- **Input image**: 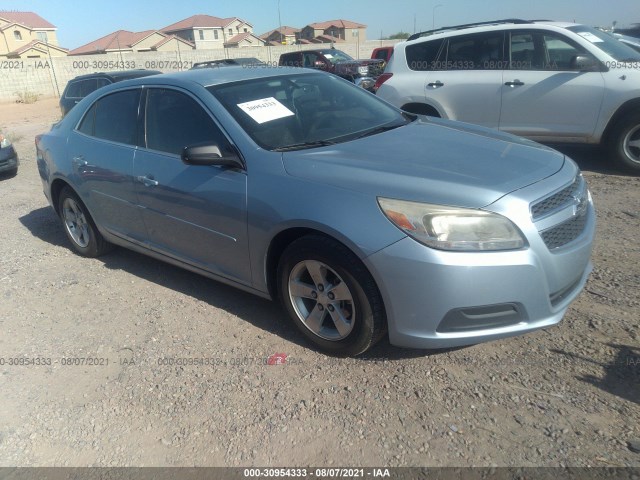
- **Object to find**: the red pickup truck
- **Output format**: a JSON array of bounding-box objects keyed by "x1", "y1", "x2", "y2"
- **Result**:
[{"x1": 279, "y1": 48, "x2": 384, "y2": 91}]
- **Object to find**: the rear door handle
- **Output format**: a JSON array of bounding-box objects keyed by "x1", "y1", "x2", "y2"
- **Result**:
[
  {"x1": 505, "y1": 80, "x2": 525, "y2": 87},
  {"x1": 427, "y1": 81, "x2": 444, "y2": 88},
  {"x1": 71, "y1": 155, "x2": 87, "y2": 167},
  {"x1": 137, "y1": 175, "x2": 159, "y2": 187}
]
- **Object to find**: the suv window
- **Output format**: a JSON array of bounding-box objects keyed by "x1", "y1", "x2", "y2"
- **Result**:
[
  {"x1": 442, "y1": 32, "x2": 504, "y2": 70},
  {"x1": 509, "y1": 31, "x2": 591, "y2": 70},
  {"x1": 406, "y1": 39, "x2": 445, "y2": 71},
  {"x1": 78, "y1": 89, "x2": 141, "y2": 145},
  {"x1": 144, "y1": 88, "x2": 230, "y2": 156},
  {"x1": 66, "y1": 79, "x2": 98, "y2": 99}
]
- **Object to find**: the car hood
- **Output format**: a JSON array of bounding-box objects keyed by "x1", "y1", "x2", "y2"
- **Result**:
[{"x1": 282, "y1": 118, "x2": 565, "y2": 208}]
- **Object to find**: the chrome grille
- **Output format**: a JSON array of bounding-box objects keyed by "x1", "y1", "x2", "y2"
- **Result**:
[
  {"x1": 540, "y1": 213, "x2": 588, "y2": 250},
  {"x1": 531, "y1": 175, "x2": 584, "y2": 220}
]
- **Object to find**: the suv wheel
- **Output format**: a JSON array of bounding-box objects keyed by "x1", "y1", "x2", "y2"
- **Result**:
[
  {"x1": 610, "y1": 112, "x2": 640, "y2": 172},
  {"x1": 277, "y1": 235, "x2": 386, "y2": 356}
]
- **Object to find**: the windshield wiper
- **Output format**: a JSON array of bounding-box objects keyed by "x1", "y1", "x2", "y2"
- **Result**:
[
  {"x1": 353, "y1": 120, "x2": 409, "y2": 140},
  {"x1": 273, "y1": 140, "x2": 336, "y2": 152}
]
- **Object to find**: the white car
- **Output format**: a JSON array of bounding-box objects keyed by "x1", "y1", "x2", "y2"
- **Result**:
[{"x1": 376, "y1": 19, "x2": 640, "y2": 172}]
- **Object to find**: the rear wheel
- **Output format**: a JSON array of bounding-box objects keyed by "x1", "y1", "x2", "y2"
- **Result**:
[
  {"x1": 277, "y1": 235, "x2": 386, "y2": 356},
  {"x1": 609, "y1": 112, "x2": 640, "y2": 172},
  {"x1": 58, "y1": 186, "x2": 112, "y2": 257}
]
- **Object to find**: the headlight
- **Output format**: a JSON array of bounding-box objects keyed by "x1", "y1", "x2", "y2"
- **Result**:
[
  {"x1": 378, "y1": 197, "x2": 526, "y2": 251},
  {"x1": 0, "y1": 134, "x2": 11, "y2": 148}
]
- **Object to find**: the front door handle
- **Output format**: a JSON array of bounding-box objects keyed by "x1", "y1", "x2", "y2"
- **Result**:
[
  {"x1": 137, "y1": 175, "x2": 159, "y2": 187},
  {"x1": 427, "y1": 81, "x2": 444, "y2": 88},
  {"x1": 505, "y1": 80, "x2": 525, "y2": 87}
]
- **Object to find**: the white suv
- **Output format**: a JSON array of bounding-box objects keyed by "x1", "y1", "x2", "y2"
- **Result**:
[{"x1": 376, "y1": 19, "x2": 640, "y2": 172}]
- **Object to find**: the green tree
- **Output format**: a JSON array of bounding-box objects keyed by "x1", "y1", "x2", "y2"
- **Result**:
[{"x1": 387, "y1": 32, "x2": 410, "y2": 39}]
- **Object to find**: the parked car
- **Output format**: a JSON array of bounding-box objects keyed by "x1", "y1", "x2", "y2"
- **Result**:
[
  {"x1": 371, "y1": 46, "x2": 394, "y2": 66},
  {"x1": 279, "y1": 49, "x2": 383, "y2": 90},
  {"x1": 60, "y1": 70, "x2": 161, "y2": 117},
  {"x1": 0, "y1": 132, "x2": 19, "y2": 177},
  {"x1": 375, "y1": 19, "x2": 640, "y2": 172},
  {"x1": 36, "y1": 66, "x2": 595, "y2": 356},
  {"x1": 191, "y1": 58, "x2": 265, "y2": 69},
  {"x1": 613, "y1": 33, "x2": 640, "y2": 53}
]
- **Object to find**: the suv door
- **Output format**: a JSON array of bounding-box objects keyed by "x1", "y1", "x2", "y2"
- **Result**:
[
  {"x1": 417, "y1": 32, "x2": 505, "y2": 127},
  {"x1": 133, "y1": 87, "x2": 250, "y2": 284},
  {"x1": 499, "y1": 30, "x2": 605, "y2": 140}
]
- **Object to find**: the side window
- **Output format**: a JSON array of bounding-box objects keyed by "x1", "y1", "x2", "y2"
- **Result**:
[
  {"x1": 405, "y1": 39, "x2": 444, "y2": 71},
  {"x1": 66, "y1": 79, "x2": 97, "y2": 99},
  {"x1": 77, "y1": 103, "x2": 97, "y2": 136},
  {"x1": 510, "y1": 31, "x2": 591, "y2": 70},
  {"x1": 510, "y1": 33, "x2": 542, "y2": 69},
  {"x1": 441, "y1": 32, "x2": 504, "y2": 70},
  {"x1": 543, "y1": 34, "x2": 589, "y2": 70},
  {"x1": 302, "y1": 52, "x2": 320, "y2": 68},
  {"x1": 96, "y1": 78, "x2": 111, "y2": 89},
  {"x1": 92, "y1": 90, "x2": 141, "y2": 145},
  {"x1": 373, "y1": 49, "x2": 388, "y2": 61},
  {"x1": 144, "y1": 89, "x2": 230, "y2": 156}
]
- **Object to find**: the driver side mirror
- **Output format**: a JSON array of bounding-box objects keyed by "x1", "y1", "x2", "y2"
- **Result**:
[
  {"x1": 570, "y1": 55, "x2": 602, "y2": 72},
  {"x1": 181, "y1": 144, "x2": 244, "y2": 169}
]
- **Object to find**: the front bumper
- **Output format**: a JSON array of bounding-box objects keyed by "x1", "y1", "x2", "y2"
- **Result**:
[
  {"x1": 365, "y1": 162, "x2": 595, "y2": 349},
  {"x1": 0, "y1": 146, "x2": 19, "y2": 173}
]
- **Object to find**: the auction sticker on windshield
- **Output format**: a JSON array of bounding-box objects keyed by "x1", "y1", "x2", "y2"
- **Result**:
[
  {"x1": 577, "y1": 31, "x2": 604, "y2": 43},
  {"x1": 237, "y1": 97, "x2": 294, "y2": 124}
]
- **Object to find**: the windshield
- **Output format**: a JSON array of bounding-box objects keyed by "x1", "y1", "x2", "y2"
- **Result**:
[
  {"x1": 322, "y1": 50, "x2": 354, "y2": 64},
  {"x1": 208, "y1": 73, "x2": 409, "y2": 151},
  {"x1": 567, "y1": 25, "x2": 640, "y2": 61}
]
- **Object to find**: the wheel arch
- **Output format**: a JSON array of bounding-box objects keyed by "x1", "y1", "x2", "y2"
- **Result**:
[
  {"x1": 264, "y1": 226, "x2": 384, "y2": 309},
  {"x1": 50, "y1": 177, "x2": 74, "y2": 215},
  {"x1": 602, "y1": 98, "x2": 640, "y2": 145},
  {"x1": 400, "y1": 102, "x2": 442, "y2": 117}
]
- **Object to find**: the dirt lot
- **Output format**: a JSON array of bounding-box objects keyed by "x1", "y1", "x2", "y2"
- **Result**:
[{"x1": 0, "y1": 97, "x2": 638, "y2": 468}]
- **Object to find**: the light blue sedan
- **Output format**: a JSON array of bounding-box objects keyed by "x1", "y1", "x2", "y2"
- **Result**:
[{"x1": 36, "y1": 66, "x2": 595, "y2": 356}]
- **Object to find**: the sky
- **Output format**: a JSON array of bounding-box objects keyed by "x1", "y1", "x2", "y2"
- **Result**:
[{"x1": 1, "y1": 0, "x2": 638, "y2": 49}]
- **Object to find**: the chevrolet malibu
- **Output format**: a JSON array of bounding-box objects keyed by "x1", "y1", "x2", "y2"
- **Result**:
[{"x1": 36, "y1": 67, "x2": 595, "y2": 356}]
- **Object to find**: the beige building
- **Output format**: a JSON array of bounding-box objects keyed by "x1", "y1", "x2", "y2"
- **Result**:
[
  {"x1": 162, "y1": 14, "x2": 256, "y2": 49},
  {"x1": 298, "y1": 19, "x2": 367, "y2": 44},
  {"x1": 69, "y1": 30, "x2": 195, "y2": 56},
  {"x1": 0, "y1": 11, "x2": 68, "y2": 58},
  {"x1": 260, "y1": 26, "x2": 300, "y2": 46}
]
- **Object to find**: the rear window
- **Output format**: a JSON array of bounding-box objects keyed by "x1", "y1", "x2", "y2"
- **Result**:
[
  {"x1": 65, "y1": 79, "x2": 98, "y2": 99},
  {"x1": 405, "y1": 39, "x2": 445, "y2": 70}
]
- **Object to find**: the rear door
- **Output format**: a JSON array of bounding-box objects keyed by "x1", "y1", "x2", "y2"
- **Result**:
[
  {"x1": 499, "y1": 29, "x2": 605, "y2": 140},
  {"x1": 67, "y1": 88, "x2": 147, "y2": 241},
  {"x1": 418, "y1": 31, "x2": 505, "y2": 128},
  {"x1": 133, "y1": 87, "x2": 251, "y2": 284}
]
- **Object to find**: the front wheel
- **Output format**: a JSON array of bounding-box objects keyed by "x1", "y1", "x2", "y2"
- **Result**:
[
  {"x1": 277, "y1": 235, "x2": 386, "y2": 356},
  {"x1": 609, "y1": 112, "x2": 640, "y2": 172},
  {"x1": 58, "y1": 186, "x2": 112, "y2": 257}
]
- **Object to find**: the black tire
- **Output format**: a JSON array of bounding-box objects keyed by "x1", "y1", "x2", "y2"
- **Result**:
[
  {"x1": 609, "y1": 112, "x2": 640, "y2": 172},
  {"x1": 277, "y1": 235, "x2": 386, "y2": 356},
  {"x1": 58, "y1": 186, "x2": 113, "y2": 257},
  {"x1": 0, "y1": 167, "x2": 17, "y2": 178}
]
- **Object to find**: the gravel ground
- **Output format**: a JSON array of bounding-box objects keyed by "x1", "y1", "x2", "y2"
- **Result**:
[{"x1": 0, "y1": 97, "x2": 638, "y2": 467}]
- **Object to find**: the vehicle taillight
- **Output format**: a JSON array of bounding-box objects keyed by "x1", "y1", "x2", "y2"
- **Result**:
[{"x1": 373, "y1": 73, "x2": 393, "y2": 92}]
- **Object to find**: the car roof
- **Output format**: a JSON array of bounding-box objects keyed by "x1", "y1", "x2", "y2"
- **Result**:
[
  {"x1": 407, "y1": 19, "x2": 582, "y2": 43},
  {"x1": 69, "y1": 69, "x2": 161, "y2": 81},
  {"x1": 115, "y1": 65, "x2": 319, "y2": 90}
]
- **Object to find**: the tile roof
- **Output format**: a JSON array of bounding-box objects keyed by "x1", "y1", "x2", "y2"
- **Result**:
[
  {"x1": 152, "y1": 34, "x2": 194, "y2": 49},
  {"x1": 162, "y1": 14, "x2": 251, "y2": 32},
  {"x1": 0, "y1": 11, "x2": 56, "y2": 29},
  {"x1": 69, "y1": 30, "x2": 162, "y2": 55},
  {"x1": 307, "y1": 19, "x2": 366, "y2": 30},
  {"x1": 8, "y1": 39, "x2": 68, "y2": 56},
  {"x1": 260, "y1": 26, "x2": 300, "y2": 39},
  {"x1": 224, "y1": 32, "x2": 264, "y2": 45}
]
